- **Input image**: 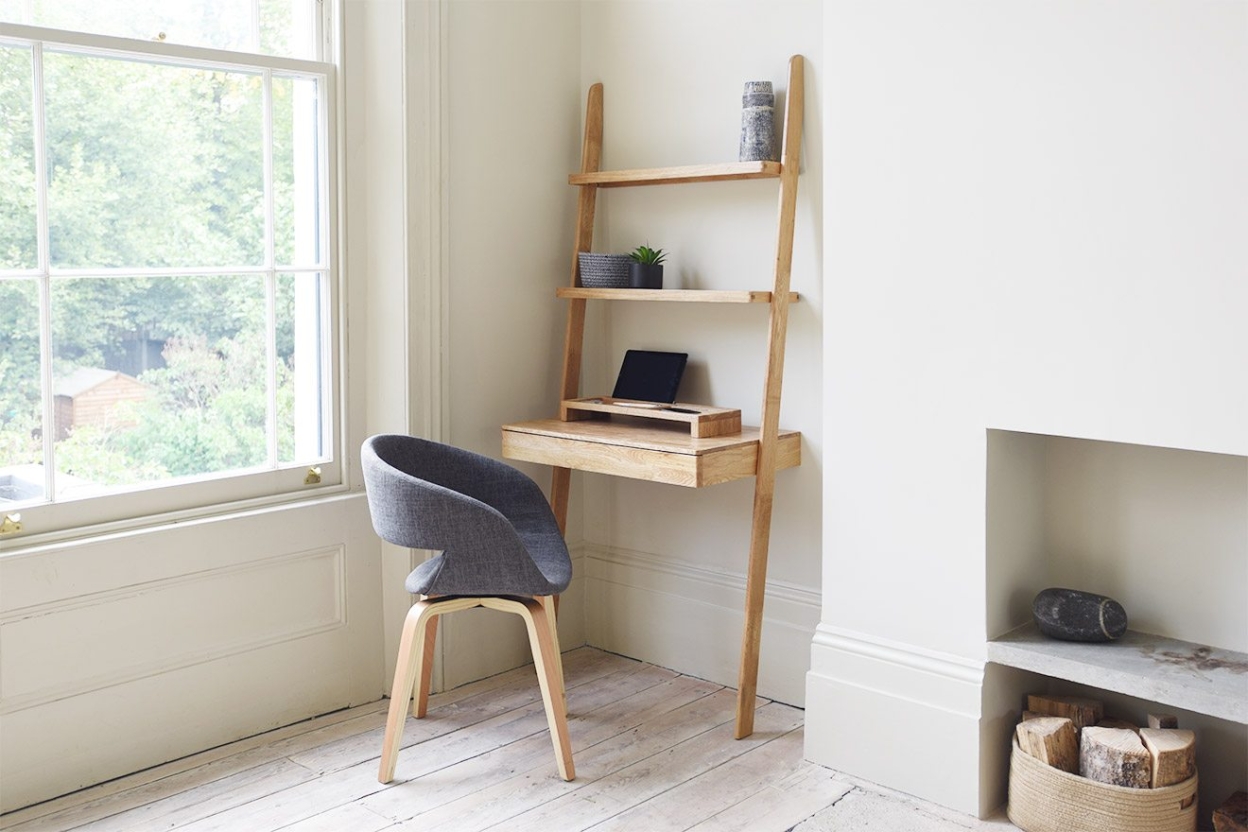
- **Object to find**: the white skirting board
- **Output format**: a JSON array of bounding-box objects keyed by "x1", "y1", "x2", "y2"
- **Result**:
[
  {"x1": 804, "y1": 624, "x2": 990, "y2": 818},
  {"x1": 582, "y1": 544, "x2": 820, "y2": 707}
]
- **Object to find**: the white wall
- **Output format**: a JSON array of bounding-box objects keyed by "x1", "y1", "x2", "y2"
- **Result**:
[
  {"x1": 578, "y1": 1, "x2": 823, "y2": 706},
  {"x1": 438, "y1": 0, "x2": 588, "y2": 689},
  {"x1": 811, "y1": 0, "x2": 1248, "y2": 817}
]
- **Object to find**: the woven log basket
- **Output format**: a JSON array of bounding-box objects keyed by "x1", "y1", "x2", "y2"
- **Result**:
[{"x1": 1007, "y1": 737, "x2": 1197, "y2": 832}]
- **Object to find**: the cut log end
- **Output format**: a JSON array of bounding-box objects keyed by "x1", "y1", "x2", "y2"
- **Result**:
[
  {"x1": 1213, "y1": 791, "x2": 1248, "y2": 832},
  {"x1": 1080, "y1": 726, "x2": 1152, "y2": 789},
  {"x1": 1148, "y1": 713, "x2": 1179, "y2": 729},
  {"x1": 1027, "y1": 694, "x2": 1104, "y2": 731},
  {"x1": 1016, "y1": 716, "x2": 1078, "y2": 773},
  {"x1": 1139, "y1": 728, "x2": 1196, "y2": 789}
]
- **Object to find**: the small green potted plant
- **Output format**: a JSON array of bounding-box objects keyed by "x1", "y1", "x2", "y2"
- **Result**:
[{"x1": 627, "y1": 244, "x2": 667, "y2": 289}]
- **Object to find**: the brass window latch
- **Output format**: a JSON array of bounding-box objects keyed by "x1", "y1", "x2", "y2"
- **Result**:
[
  {"x1": 1, "y1": 513, "x2": 23, "y2": 536},
  {"x1": 304, "y1": 466, "x2": 322, "y2": 485}
]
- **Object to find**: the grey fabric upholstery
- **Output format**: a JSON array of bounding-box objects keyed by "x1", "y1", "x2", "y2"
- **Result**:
[{"x1": 361, "y1": 434, "x2": 572, "y2": 597}]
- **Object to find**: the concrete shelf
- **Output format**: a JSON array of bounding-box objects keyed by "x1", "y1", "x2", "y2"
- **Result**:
[{"x1": 988, "y1": 623, "x2": 1248, "y2": 723}]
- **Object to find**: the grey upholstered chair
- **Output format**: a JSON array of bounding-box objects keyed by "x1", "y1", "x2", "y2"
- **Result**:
[{"x1": 361, "y1": 434, "x2": 574, "y2": 783}]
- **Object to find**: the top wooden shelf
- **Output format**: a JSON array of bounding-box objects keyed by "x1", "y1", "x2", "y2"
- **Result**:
[
  {"x1": 569, "y1": 161, "x2": 782, "y2": 188},
  {"x1": 556, "y1": 287, "x2": 799, "y2": 304}
]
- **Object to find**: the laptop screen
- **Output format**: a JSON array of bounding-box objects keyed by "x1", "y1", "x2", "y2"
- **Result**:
[{"x1": 611, "y1": 350, "x2": 688, "y2": 403}]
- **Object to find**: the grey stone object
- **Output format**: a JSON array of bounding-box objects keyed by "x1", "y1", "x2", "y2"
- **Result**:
[
  {"x1": 739, "y1": 80, "x2": 775, "y2": 162},
  {"x1": 1033, "y1": 587, "x2": 1128, "y2": 642}
]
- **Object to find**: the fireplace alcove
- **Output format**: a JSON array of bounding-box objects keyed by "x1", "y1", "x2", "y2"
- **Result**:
[{"x1": 983, "y1": 430, "x2": 1248, "y2": 824}]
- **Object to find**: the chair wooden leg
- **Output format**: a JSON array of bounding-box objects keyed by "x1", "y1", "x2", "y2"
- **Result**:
[
  {"x1": 413, "y1": 614, "x2": 439, "y2": 719},
  {"x1": 520, "y1": 598, "x2": 575, "y2": 781},
  {"x1": 381, "y1": 597, "x2": 572, "y2": 784},
  {"x1": 538, "y1": 595, "x2": 566, "y2": 712},
  {"x1": 379, "y1": 600, "x2": 437, "y2": 784}
]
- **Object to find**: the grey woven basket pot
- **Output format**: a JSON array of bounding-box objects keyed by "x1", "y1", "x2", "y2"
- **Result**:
[{"x1": 577, "y1": 253, "x2": 631, "y2": 288}]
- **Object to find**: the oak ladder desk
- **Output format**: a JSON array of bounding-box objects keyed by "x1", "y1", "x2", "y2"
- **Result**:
[{"x1": 503, "y1": 55, "x2": 805, "y2": 739}]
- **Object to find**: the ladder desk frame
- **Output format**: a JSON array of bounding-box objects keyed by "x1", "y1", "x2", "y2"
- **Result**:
[{"x1": 511, "y1": 55, "x2": 804, "y2": 740}]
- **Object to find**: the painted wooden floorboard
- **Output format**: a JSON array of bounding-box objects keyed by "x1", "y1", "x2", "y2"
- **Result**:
[
  {"x1": 0, "y1": 702, "x2": 387, "y2": 832},
  {"x1": 1, "y1": 648, "x2": 632, "y2": 832},
  {"x1": 590, "y1": 726, "x2": 810, "y2": 832},
  {"x1": 1, "y1": 650, "x2": 880, "y2": 832},
  {"x1": 288, "y1": 651, "x2": 645, "y2": 776},
  {"x1": 2, "y1": 648, "x2": 620, "y2": 832},
  {"x1": 361, "y1": 668, "x2": 702, "y2": 825},
  {"x1": 686, "y1": 765, "x2": 854, "y2": 832},
  {"x1": 156, "y1": 658, "x2": 660, "y2": 832},
  {"x1": 490, "y1": 702, "x2": 806, "y2": 832},
  {"x1": 369, "y1": 675, "x2": 728, "y2": 830},
  {"x1": 268, "y1": 801, "x2": 395, "y2": 832}
]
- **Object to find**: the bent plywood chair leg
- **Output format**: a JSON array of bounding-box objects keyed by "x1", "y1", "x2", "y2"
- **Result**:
[
  {"x1": 539, "y1": 595, "x2": 566, "y2": 712},
  {"x1": 413, "y1": 614, "x2": 439, "y2": 719},
  {"x1": 517, "y1": 598, "x2": 575, "y2": 781},
  {"x1": 379, "y1": 600, "x2": 437, "y2": 784}
]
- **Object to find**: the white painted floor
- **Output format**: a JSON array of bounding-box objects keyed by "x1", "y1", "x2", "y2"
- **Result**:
[{"x1": 0, "y1": 648, "x2": 1019, "y2": 832}]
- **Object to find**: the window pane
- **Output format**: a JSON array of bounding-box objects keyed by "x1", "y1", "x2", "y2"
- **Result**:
[
  {"x1": 277, "y1": 272, "x2": 326, "y2": 463},
  {"x1": 0, "y1": 45, "x2": 37, "y2": 271},
  {"x1": 44, "y1": 53, "x2": 265, "y2": 269},
  {"x1": 273, "y1": 75, "x2": 323, "y2": 268},
  {"x1": 0, "y1": 279, "x2": 45, "y2": 505},
  {"x1": 1, "y1": 0, "x2": 317, "y2": 60},
  {"x1": 50, "y1": 275, "x2": 268, "y2": 499}
]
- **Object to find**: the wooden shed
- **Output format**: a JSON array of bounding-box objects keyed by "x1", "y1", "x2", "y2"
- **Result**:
[{"x1": 53, "y1": 368, "x2": 151, "y2": 440}]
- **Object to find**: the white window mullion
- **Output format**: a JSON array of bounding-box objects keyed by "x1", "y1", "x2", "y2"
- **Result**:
[
  {"x1": 31, "y1": 40, "x2": 55, "y2": 502},
  {"x1": 249, "y1": 0, "x2": 263, "y2": 54},
  {"x1": 263, "y1": 69, "x2": 279, "y2": 469}
]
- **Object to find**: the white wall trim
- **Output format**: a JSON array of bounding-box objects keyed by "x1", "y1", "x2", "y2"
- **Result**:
[
  {"x1": 805, "y1": 624, "x2": 987, "y2": 815},
  {"x1": 585, "y1": 543, "x2": 821, "y2": 618},
  {"x1": 811, "y1": 623, "x2": 984, "y2": 687}
]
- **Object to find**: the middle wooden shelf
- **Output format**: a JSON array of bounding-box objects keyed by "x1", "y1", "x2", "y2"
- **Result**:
[{"x1": 501, "y1": 418, "x2": 801, "y2": 488}]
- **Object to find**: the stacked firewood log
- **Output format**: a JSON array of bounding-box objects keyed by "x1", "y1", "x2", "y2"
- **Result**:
[
  {"x1": 1015, "y1": 695, "x2": 1195, "y2": 790},
  {"x1": 1014, "y1": 694, "x2": 1248, "y2": 830}
]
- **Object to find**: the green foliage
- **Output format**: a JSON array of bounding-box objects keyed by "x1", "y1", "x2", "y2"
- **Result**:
[
  {"x1": 0, "y1": 280, "x2": 41, "y2": 437},
  {"x1": 0, "y1": 47, "x2": 36, "y2": 269},
  {"x1": 56, "y1": 425, "x2": 165, "y2": 486},
  {"x1": 56, "y1": 331, "x2": 291, "y2": 483},
  {"x1": 628, "y1": 245, "x2": 667, "y2": 266}
]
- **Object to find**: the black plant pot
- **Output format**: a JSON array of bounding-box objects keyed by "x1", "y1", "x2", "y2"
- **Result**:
[{"x1": 629, "y1": 262, "x2": 663, "y2": 289}]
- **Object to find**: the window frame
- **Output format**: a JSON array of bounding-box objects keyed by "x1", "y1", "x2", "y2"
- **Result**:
[{"x1": 0, "y1": 10, "x2": 345, "y2": 544}]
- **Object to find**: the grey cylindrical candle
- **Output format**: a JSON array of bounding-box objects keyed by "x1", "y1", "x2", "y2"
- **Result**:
[{"x1": 739, "y1": 80, "x2": 775, "y2": 162}]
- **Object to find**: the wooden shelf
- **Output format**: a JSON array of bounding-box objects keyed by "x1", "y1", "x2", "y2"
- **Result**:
[
  {"x1": 556, "y1": 287, "x2": 799, "y2": 304},
  {"x1": 988, "y1": 623, "x2": 1248, "y2": 723},
  {"x1": 561, "y1": 398, "x2": 742, "y2": 439},
  {"x1": 569, "y1": 161, "x2": 781, "y2": 188},
  {"x1": 502, "y1": 419, "x2": 800, "y2": 488}
]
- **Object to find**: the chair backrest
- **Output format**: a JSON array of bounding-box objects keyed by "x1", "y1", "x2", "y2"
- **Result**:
[
  {"x1": 362, "y1": 435, "x2": 499, "y2": 549},
  {"x1": 360, "y1": 434, "x2": 571, "y2": 597}
]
